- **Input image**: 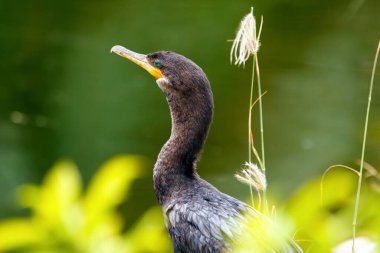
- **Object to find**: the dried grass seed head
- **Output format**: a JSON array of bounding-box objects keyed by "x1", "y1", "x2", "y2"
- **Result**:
[
  {"x1": 230, "y1": 7, "x2": 262, "y2": 66},
  {"x1": 235, "y1": 162, "x2": 267, "y2": 191}
]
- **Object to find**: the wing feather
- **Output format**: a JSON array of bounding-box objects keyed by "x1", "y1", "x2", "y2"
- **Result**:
[{"x1": 163, "y1": 186, "x2": 302, "y2": 253}]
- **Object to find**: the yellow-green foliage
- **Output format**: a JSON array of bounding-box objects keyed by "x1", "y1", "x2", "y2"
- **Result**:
[
  {"x1": 1, "y1": 156, "x2": 379, "y2": 253},
  {"x1": 0, "y1": 155, "x2": 171, "y2": 253},
  {"x1": 232, "y1": 168, "x2": 380, "y2": 253},
  {"x1": 231, "y1": 212, "x2": 297, "y2": 253},
  {"x1": 287, "y1": 169, "x2": 380, "y2": 252}
]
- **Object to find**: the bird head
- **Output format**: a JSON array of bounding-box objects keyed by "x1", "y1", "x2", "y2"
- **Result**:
[
  {"x1": 111, "y1": 45, "x2": 210, "y2": 96},
  {"x1": 111, "y1": 45, "x2": 214, "y2": 168}
]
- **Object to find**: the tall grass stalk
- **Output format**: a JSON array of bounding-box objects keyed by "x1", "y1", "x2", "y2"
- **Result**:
[
  {"x1": 253, "y1": 53, "x2": 268, "y2": 213},
  {"x1": 231, "y1": 8, "x2": 268, "y2": 213},
  {"x1": 254, "y1": 54, "x2": 265, "y2": 172},
  {"x1": 352, "y1": 40, "x2": 380, "y2": 252},
  {"x1": 248, "y1": 57, "x2": 256, "y2": 164}
]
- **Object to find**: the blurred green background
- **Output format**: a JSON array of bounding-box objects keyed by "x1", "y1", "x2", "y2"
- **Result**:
[{"x1": 0, "y1": 0, "x2": 379, "y2": 251}]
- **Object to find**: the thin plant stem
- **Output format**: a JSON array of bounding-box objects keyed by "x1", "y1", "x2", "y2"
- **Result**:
[
  {"x1": 249, "y1": 183, "x2": 255, "y2": 207},
  {"x1": 254, "y1": 54, "x2": 266, "y2": 172},
  {"x1": 352, "y1": 40, "x2": 380, "y2": 252},
  {"x1": 257, "y1": 191, "x2": 262, "y2": 211},
  {"x1": 248, "y1": 56, "x2": 256, "y2": 206},
  {"x1": 248, "y1": 57, "x2": 256, "y2": 163},
  {"x1": 262, "y1": 189, "x2": 268, "y2": 214},
  {"x1": 254, "y1": 52, "x2": 268, "y2": 213},
  {"x1": 320, "y1": 165, "x2": 360, "y2": 206},
  {"x1": 249, "y1": 91, "x2": 267, "y2": 169}
]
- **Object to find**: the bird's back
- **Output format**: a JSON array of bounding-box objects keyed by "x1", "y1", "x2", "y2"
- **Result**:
[
  {"x1": 161, "y1": 177, "x2": 302, "y2": 253},
  {"x1": 162, "y1": 177, "x2": 245, "y2": 253}
]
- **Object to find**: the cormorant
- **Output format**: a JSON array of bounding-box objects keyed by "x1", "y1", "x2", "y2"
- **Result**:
[{"x1": 111, "y1": 45, "x2": 303, "y2": 253}]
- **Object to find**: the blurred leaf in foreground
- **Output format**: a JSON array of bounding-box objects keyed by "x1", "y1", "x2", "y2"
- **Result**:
[
  {"x1": 231, "y1": 211, "x2": 300, "y2": 253},
  {"x1": 287, "y1": 169, "x2": 380, "y2": 252},
  {"x1": 0, "y1": 155, "x2": 171, "y2": 253}
]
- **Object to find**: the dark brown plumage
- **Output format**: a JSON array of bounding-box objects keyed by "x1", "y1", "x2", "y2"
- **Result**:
[{"x1": 111, "y1": 46, "x2": 303, "y2": 253}]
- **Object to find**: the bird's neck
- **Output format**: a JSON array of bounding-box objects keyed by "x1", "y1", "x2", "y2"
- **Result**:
[{"x1": 154, "y1": 89, "x2": 213, "y2": 204}]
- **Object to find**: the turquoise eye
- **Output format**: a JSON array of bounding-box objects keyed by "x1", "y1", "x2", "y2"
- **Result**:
[{"x1": 154, "y1": 59, "x2": 161, "y2": 67}]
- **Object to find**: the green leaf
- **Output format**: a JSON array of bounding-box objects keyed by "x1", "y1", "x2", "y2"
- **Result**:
[
  {"x1": 124, "y1": 207, "x2": 171, "y2": 253},
  {"x1": 0, "y1": 218, "x2": 45, "y2": 251},
  {"x1": 83, "y1": 155, "x2": 145, "y2": 228}
]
